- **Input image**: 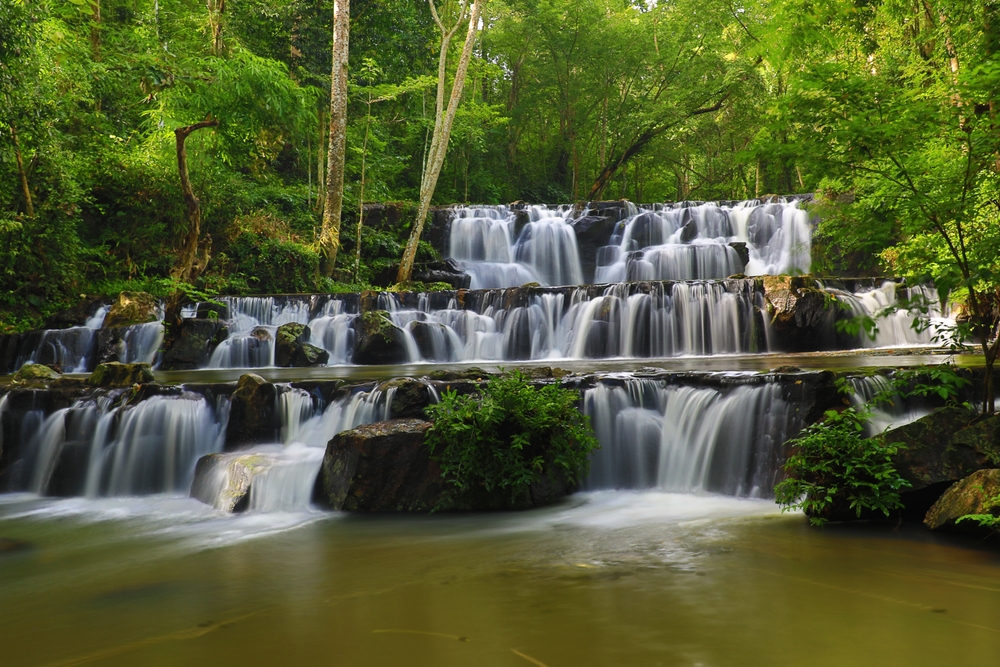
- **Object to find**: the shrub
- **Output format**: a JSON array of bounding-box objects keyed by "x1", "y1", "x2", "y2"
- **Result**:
[
  {"x1": 774, "y1": 406, "x2": 911, "y2": 526},
  {"x1": 424, "y1": 371, "x2": 599, "y2": 510},
  {"x1": 216, "y1": 232, "x2": 320, "y2": 293}
]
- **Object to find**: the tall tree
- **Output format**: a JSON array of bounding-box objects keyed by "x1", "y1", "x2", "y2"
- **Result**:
[
  {"x1": 320, "y1": 0, "x2": 350, "y2": 275},
  {"x1": 397, "y1": 0, "x2": 483, "y2": 284}
]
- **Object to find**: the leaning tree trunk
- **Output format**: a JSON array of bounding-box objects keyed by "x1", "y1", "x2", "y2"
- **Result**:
[
  {"x1": 397, "y1": 0, "x2": 482, "y2": 285},
  {"x1": 171, "y1": 118, "x2": 219, "y2": 285},
  {"x1": 319, "y1": 0, "x2": 350, "y2": 276}
]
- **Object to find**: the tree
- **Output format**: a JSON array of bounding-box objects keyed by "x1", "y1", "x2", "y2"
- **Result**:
[
  {"x1": 397, "y1": 0, "x2": 483, "y2": 284},
  {"x1": 766, "y1": 0, "x2": 1000, "y2": 411},
  {"x1": 319, "y1": 0, "x2": 350, "y2": 275}
]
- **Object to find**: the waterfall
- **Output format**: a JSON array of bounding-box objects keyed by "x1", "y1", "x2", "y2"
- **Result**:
[
  {"x1": 583, "y1": 376, "x2": 806, "y2": 497},
  {"x1": 447, "y1": 205, "x2": 583, "y2": 288},
  {"x1": 595, "y1": 199, "x2": 812, "y2": 282},
  {"x1": 847, "y1": 374, "x2": 932, "y2": 436},
  {"x1": 826, "y1": 281, "x2": 950, "y2": 348},
  {"x1": 13, "y1": 305, "x2": 109, "y2": 373}
]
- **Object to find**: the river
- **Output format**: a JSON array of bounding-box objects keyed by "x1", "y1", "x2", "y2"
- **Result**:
[{"x1": 2, "y1": 491, "x2": 998, "y2": 667}]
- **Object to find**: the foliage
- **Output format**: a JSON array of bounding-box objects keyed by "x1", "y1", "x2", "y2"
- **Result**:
[
  {"x1": 956, "y1": 493, "x2": 1000, "y2": 531},
  {"x1": 424, "y1": 371, "x2": 599, "y2": 510},
  {"x1": 775, "y1": 406, "x2": 911, "y2": 526}
]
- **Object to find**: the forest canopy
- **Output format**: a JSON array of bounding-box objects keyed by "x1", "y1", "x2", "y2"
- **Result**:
[{"x1": 2, "y1": 0, "x2": 999, "y2": 333}]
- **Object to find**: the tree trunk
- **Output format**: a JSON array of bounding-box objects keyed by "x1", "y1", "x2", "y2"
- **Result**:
[
  {"x1": 319, "y1": 0, "x2": 350, "y2": 276},
  {"x1": 11, "y1": 124, "x2": 34, "y2": 218},
  {"x1": 207, "y1": 0, "x2": 226, "y2": 56},
  {"x1": 354, "y1": 100, "x2": 373, "y2": 282},
  {"x1": 171, "y1": 118, "x2": 219, "y2": 285},
  {"x1": 91, "y1": 0, "x2": 101, "y2": 61},
  {"x1": 397, "y1": 0, "x2": 482, "y2": 284}
]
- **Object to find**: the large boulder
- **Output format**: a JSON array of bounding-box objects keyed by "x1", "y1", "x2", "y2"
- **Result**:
[
  {"x1": 103, "y1": 291, "x2": 159, "y2": 329},
  {"x1": 924, "y1": 469, "x2": 1000, "y2": 532},
  {"x1": 275, "y1": 323, "x2": 329, "y2": 368},
  {"x1": 87, "y1": 362, "x2": 154, "y2": 387},
  {"x1": 161, "y1": 319, "x2": 228, "y2": 371},
  {"x1": 11, "y1": 363, "x2": 61, "y2": 385},
  {"x1": 571, "y1": 214, "x2": 620, "y2": 284},
  {"x1": 352, "y1": 311, "x2": 410, "y2": 365},
  {"x1": 763, "y1": 276, "x2": 844, "y2": 351},
  {"x1": 225, "y1": 373, "x2": 278, "y2": 449},
  {"x1": 884, "y1": 407, "x2": 1000, "y2": 493},
  {"x1": 375, "y1": 378, "x2": 433, "y2": 419},
  {"x1": 313, "y1": 419, "x2": 441, "y2": 512},
  {"x1": 190, "y1": 452, "x2": 278, "y2": 512}
]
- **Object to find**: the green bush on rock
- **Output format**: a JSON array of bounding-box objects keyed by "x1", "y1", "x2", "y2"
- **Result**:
[
  {"x1": 775, "y1": 407, "x2": 911, "y2": 526},
  {"x1": 424, "y1": 371, "x2": 599, "y2": 510}
]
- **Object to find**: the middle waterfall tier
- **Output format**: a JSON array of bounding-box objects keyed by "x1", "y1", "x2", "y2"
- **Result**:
[{"x1": 202, "y1": 278, "x2": 948, "y2": 369}]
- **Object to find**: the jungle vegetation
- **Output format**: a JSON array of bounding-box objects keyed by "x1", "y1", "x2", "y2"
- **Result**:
[{"x1": 2, "y1": 0, "x2": 999, "y2": 358}]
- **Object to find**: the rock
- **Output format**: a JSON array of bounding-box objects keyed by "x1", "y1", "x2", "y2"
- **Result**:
[
  {"x1": 352, "y1": 311, "x2": 410, "y2": 365},
  {"x1": 763, "y1": 276, "x2": 843, "y2": 351},
  {"x1": 161, "y1": 319, "x2": 228, "y2": 371},
  {"x1": 225, "y1": 373, "x2": 278, "y2": 449},
  {"x1": 924, "y1": 469, "x2": 1000, "y2": 531},
  {"x1": 884, "y1": 407, "x2": 1000, "y2": 493},
  {"x1": 42, "y1": 297, "x2": 109, "y2": 330},
  {"x1": 570, "y1": 214, "x2": 619, "y2": 283},
  {"x1": 313, "y1": 419, "x2": 441, "y2": 512},
  {"x1": 409, "y1": 321, "x2": 453, "y2": 359},
  {"x1": 95, "y1": 327, "x2": 125, "y2": 364},
  {"x1": 275, "y1": 323, "x2": 330, "y2": 368},
  {"x1": 11, "y1": 363, "x2": 61, "y2": 384},
  {"x1": 0, "y1": 333, "x2": 25, "y2": 375},
  {"x1": 103, "y1": 291, "x2": 159, "y2": 329},
  {"x1": 87, "y1": 362, "x2": 155, "y2": 387},
  {"x1": 728, "y1": 241, "x2": 750, "y2": 268},
  {"x1": 375, "y1": 378, "x2": 433, "y2": 419},
  {"x1": 190, "y1": 452, "x2": 278, "y2": 512}
]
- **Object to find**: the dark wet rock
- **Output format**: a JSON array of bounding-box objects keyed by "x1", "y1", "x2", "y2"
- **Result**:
[
  {"x1": 161, "y1": 319, "x2": 228, "y2": 371},
  {"x1": 0, "y1": 333, "x2": 25, "y2": 374},
  {"x1": 763, "y1": 275, "x2": 844, "y2": 352},
  {"x1": 376, "y1": 378, "x2": 433, "y2": 419},
  {"x1": 313, "y1": 419, "x2": 441, "y2": 512},
  {"x1": 225, "y1": 373, "x2": 278, "y2": 450},
  {"x1": 414, "y1": 259, "x2": 471, "y2": 290},
  {"x1": 571, "y1": 214, "x2": 620, "y2": 283},
  {"x1": 884, "y1": 408, "x2": 999, "y2": 492},
  {"x1": 728, "y1": 241, "x2": 750, "y2": 268},
  {"x1": 352, "y1": 311, "x2": 409, "y2": 365},
  {"x1": 680, "y1": 219, "x2": 699, "y2": 243},
  {"x1": 274, "y1": 323, "x2": 329, "y2": 368},
  {"x1": 43, "y1": 297, "x2": 109, "y2": 330},
  {"x1": 196, "y1": 302, "x2": 229, "y2": 320},
  {"x1": 95, "y1": 327, "x2": 126, "y2": 364},
  {"x1": 190, "y1": 452, "x2": 278, "y2": 512},
  {"x1": 11, "y1": 364, "x2": 61, "y2": 385},
  {"x1": 924, "y1": 469, "x2": 1000, "y2": 532},
  {"x1": 408, "y1": 321, "x2": 453, "y2": 360},
  {"x1": 251, "y1": 326, "x2": 272, "y2": 342},
  {"x1": 88, "y1": 362, "x2": 155, "y2": 388},
  {"x1": 103, "y1": 291, "x2": 159, "y2": 329},
  {"x1": 426, "y1": 367, "x2": 493, "y2": 382}
]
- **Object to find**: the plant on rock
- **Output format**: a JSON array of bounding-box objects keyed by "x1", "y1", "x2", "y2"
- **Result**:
[
  {"x1": 424, "y1": 371, "x2": 599, "y2": 510},
  {"x1": 775, "y1": 406, "x2": 911, "y2": 526}
]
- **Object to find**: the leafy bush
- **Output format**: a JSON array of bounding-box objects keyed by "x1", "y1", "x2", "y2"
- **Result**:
[
  {"x1": 216, "y1": 232, "x2": 320, "y2": 293},
  {"x1": 424, "y1": 371, "x2": 599, "y2": 510},
  {"x1": 774, "y1": 406, "x2": 911, "y2": 526},
  {"x1": 957, "y1": 494, "x2": 1000, "y2": 531}
]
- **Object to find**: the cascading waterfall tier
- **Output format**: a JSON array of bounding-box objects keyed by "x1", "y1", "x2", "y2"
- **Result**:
[
  {"x1": 583, "y1": 373, "x2": 815, "y2": 497},
  {"x1": 445, "y1": 198, "x2": 813, "y2": 289}
]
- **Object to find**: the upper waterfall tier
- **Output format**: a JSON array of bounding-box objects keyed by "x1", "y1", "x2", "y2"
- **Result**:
[{"x1": 445, "y1": 198, "x2": 813, "y2": 288}]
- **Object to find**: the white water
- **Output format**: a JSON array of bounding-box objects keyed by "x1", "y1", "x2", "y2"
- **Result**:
[
  {"x1": 583, "y1": 376, "x2": 806, "y2": 497},
  {"x1": 448, "y1": 205, "x2": 584, "y2": 288},
  {"x1": 828, "y1": 282, "x2": 951, "y2": 348},
  {"x1": 848, "y1": 374, "x2": 933, "y2": 436}
]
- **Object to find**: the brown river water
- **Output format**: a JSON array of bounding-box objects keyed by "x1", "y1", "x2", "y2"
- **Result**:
[{"x1": 1, "y1": 491, "x2": 998, "y2": 667}]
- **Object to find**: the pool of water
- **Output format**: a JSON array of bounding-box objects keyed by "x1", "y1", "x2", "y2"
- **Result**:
[{"x1": 1, "y1": 492, "x2": 998, "y2": 667}]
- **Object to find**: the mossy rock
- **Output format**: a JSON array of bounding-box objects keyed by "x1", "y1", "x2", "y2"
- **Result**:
[
  {"x1": 352, "y1": 311, "x2": 409, "y2": 365},
  {"x1": 12, "y1": 363, "x2": 62, "y2": 384},
  {"x1": 924, "y1": 469, "x2": 1000, "y2": 532},
  {"x1": 274, "y1": 323, "x2": 329, "y2": 367},
  {"x1": 103, "y1": 291, "x2": 159, "y2": 329},
  {"x1": 88, "y1": 362, "x2": 155, "y2": 388}
]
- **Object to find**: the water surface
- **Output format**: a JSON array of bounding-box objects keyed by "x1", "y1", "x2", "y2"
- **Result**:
[{"x1": 1, "y1": 492, "x2": 998, "y2": 667}]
